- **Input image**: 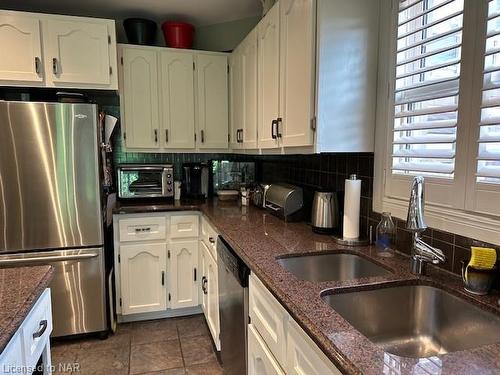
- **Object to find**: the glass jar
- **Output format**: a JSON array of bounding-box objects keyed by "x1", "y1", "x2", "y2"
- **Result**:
[{"x1": 376, "y1": 212, "x2": 395, "y2": 251}]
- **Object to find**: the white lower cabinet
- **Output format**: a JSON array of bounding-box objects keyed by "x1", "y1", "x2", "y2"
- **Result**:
[
  {"x1": 248, "y1": 273, "x2": 341, "y2": 375},
  {"x1": 120, "y1": 242, "x2": 167, "y2": 315},
  {"x1": 200, "y1": 238, "x2": 221, "y2": 350},
  {"x1": 168, "y1": 240, "x2": 199, "y2": 309},
  {"x1": 248, "y1": 324, "x2": 285, "y2": 375},
  {"x1": 0, "y1": 289, "x2": 52, "y2": 375}
]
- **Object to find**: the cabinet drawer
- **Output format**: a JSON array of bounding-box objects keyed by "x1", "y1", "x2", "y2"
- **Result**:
[
  {"x1": 287, "y1": 318, "x2": 341, "y2": 375},
  {"x1": 170, "y1": 215, "x2": 199, "y2": 239},
  {"x1": 119, "y1": 216, "x2": 166, "y2": 242},
  {"x1": 248, "y1": 324, "x2": 285, "y2": 375},
  {"x1": 201, "y1": 217, "x2": 218, "y2": 260},
  {"x1": 22, "y1": 289, "x2": 52, "y2": 368},
  {"x1": 249, "y1": 273, "x2": 288, "y2": 369}
]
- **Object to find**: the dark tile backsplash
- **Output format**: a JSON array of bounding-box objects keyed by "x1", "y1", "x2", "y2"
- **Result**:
[{"x1": 104, "y1": 103, "x2": 496, "y2": 280}]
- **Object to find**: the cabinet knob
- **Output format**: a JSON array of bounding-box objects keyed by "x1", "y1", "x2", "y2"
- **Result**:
[
  {"x1": 271, "y1": 119, "x2": 278, "y2": 139},
  {"x1": 276, "y1": 118, "x2": 283, "y2": 138},
  {"x1": 32, "y1": 320, "x2": 48, "y2": 339},
  {"x1": 52, "y1": 58, "x2": 59, "y2": 75},
  {"x1": 34, "y1": 57, "x2": 41, "y2": 75}
]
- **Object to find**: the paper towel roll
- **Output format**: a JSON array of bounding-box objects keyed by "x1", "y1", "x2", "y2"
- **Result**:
[{"x1": 343, "y1": 175, "x2": 361, "y2": 239}]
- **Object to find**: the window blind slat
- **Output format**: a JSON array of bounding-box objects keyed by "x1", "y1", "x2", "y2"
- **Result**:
[
  {"x1": 396, "y1": 58, "x2": 460, "y2": 79},
  {"x1": 393, "y1": 162, "x2": 455, "y2": 174},
  {"x1": 394, "y1": 104, "x2": 458, "y2": 119},
  {"x1": 397, "y1": 43, "x2": 461, "y2": 66},
  {"x1": 392, "y1": 0, "x2": 463, "y2": 178},
  {"x1": 394, "y1": 120, "x2": 457, "y2": 131}
]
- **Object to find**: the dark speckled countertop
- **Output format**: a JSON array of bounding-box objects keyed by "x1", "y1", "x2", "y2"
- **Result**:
[
  {"x1": 0, "y1": 266, "x2": 54, "y2": 353},
  {"x1": 114, "y1": 199, "x2": 500, "y2": 375}
]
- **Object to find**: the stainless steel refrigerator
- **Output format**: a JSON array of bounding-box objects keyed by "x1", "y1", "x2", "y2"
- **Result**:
[{"x1": 0, "y1": 101, "x2": 107, "y2": 337}]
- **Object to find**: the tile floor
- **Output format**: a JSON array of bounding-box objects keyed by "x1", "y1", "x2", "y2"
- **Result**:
[{"x1": 50, "y1": 314, "x2": 223, "y2": 375}]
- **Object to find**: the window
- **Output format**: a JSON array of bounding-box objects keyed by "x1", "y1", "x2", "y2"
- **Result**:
[
  {"x1": 477, "y1": 0, "x2": 500, "y2": 184},
  {"x1": 393, "y1": 0, "x2": 464, "y2": 179},
  {"x1": 375, "y1": 0, "x2": 500, "y2": 244}
]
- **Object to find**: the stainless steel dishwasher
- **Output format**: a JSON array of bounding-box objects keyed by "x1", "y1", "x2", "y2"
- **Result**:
[{"x1": 217, "y1": 236, "x2": 250, "y2": 375}]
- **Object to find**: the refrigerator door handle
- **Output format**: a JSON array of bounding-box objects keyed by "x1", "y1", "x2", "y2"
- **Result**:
[{"x1": 0, "y1": 253, "x2": 99, "y2": 265}]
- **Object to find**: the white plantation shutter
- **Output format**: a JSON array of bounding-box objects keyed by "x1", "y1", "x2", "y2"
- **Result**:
[
  {"x1": 465, "y1": 0, "x2": 500, "y2": 216},
  {"x1": 392, "y1": 0, "x2": 464, "y2": 179},
  {"x1": 477, "y1": 0, "x2": 500, "y2": 184}
]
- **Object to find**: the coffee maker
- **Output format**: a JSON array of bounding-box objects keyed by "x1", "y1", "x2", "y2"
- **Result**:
[{"x1": 182, "y1": 163, "x2": 209, "y2": 200}]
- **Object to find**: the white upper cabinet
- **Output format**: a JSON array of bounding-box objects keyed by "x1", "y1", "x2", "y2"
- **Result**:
[
  {"x1": 229, "y1": 47, "x2": 244, "y2": 149},
  {"x1": 0, "y1": 14, "x2": 42, "y2": 83},
  {"x1": 120, "y1": 242, "x2": 167, "y2": 315},
  {"x1": 159, "y1": 50, "x2": 196, "y2": 149},
  {"x1": 118, "y1": 44, "x2": 229, "y2": 152},
  {"x1": 168, "y1": 240, "x2": 199, "y2": 309},
  {"x1": 257, "y1": 3, "x2": 281, "y2": 150},
  {"x1": 44, "y1": 19, "x2": 111, "y2": 86},
  {"x1": 0, "y1": 10, "x2": 117, "y2": 89},
  {"x1": 279, "y1": 0, "x2": 316, "y2": 148},
  {"x1": 241, "y1": 29, "x2": 259, "y2": 149},
  {"x1": 196, "y1": 54, "x2": 229, "y2": 149},
  {"x1": 121, "y1": 47, "x2": 160, "y2": 149}
]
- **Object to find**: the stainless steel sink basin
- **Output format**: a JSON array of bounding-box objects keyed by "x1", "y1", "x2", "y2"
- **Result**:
[
  {"x1": 322, "y1": 285, "x2": 500, "y2": 358},
  {"x1": 277, "y1": 253, "x2": 390, "y2": 282}
]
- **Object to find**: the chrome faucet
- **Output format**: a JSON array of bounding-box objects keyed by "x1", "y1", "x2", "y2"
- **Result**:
[{"x1": 406, "y1": 176, "x2": 446, "y2": 275}]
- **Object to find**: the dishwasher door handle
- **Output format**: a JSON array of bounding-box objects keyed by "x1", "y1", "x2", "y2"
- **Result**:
[{"x1": 0, "y1": 253, "x2": 99, "y2": 265}]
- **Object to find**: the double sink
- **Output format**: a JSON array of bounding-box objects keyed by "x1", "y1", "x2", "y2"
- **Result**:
[{"x1": 277, "y1": 253, "x2": 500, "y2": 358}]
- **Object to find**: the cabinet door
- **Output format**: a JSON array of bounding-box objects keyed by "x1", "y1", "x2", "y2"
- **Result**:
[
  {"x1": 159, "y1": 50, "x2": 195, "y2": 149},
  {"x1": 169, "y1": 240, "x2": 199, "y2": 309},
  {"x1": 241, "y1": 29, "x2": 259, "y2": 149},
  {"x1": 287, "y1": 319, "x2": 341, "y2": 375},
  {"x1": 44, "y1": 19, "x2": 111, "y2": 85},
  {"x1": 120, "y1": 243, "x2": 167, "y2": 315},
  {"x1": 206, "y1": 251, "x2": 220, "y2": 350},
  {"x1": 196, "y1": 54, "x2": 229, "y2": 149},
  {"x1": 279, "y1": 0, "x2": 315, "y2": 147},
  {"x1": 257, "y1": 4, "x2": 280, "y2": 150},
  {"x1": 122, "y1": 47, "x2": 160, "y2": 149},
  {"x1": 199, "y1": 240, "x2": 209, "y2": 316},
  {"x1": 248, "y1": 324, "x2": 285, "y2": 375},
  {"x1": 229, "y1": 49, "x2": 243, "y2": 150},
  {"x1": 0, "y1": 15, "x2": 43, "y2": 83}
]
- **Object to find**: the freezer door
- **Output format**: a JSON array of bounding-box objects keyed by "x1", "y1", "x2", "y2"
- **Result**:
[
  {"x1": 0, "y1": 101, "x2": 103, "y2": 252},
  {"x1": 0, "y1": 247, "x2": 107, "y2": 336}
]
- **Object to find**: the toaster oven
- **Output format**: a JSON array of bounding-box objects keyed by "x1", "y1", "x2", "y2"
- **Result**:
[{"x1": 117, "y1": 164, "x2": 174, "y2": 199}]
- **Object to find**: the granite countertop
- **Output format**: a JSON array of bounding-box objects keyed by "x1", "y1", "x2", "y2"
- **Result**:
[
  {"x1": 0, "y1": 266, "x2": 54, "y2": 353},
  {"x1": 115, "y1": 199, "x2": 500, "y2": 375}
]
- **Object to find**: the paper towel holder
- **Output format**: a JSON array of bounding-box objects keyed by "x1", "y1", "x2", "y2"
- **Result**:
[{"x1": 331, "y1": 173, "x2": 370, "y2": 246}]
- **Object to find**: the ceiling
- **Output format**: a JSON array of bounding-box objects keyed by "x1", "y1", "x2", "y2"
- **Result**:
[{"x1": 0, "y1": 0, "x2": 263, "y2": 27}]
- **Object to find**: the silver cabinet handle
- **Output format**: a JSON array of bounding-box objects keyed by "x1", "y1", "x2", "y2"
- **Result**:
[
  {"x1": 0, "y1": 253, "x2": 99, "y2": 266},
  {"x1": 33, "y1": 320, "x2": 48, "y2": 339},
  {"x1": 165, "y1": 129, "x2": 169, "y2": 143},
  {"x1": 240, "y1": 129, "x2": 244, "y2": 143},
  {"x1": 276, "y1": 117, "x2": 283, "y2": 138},
  {"x1": 201, "y1": 276, "x2": 208, "y2": 294},
  {"x1": 52, "y1": 58, "x2": 59, "y2": 75},
  {"x1": 34, "y1": 57, "x2": 41, "y2": 75},
  {"x1": 271, "y1": 119, "x2": 278, "y2": 139}
]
